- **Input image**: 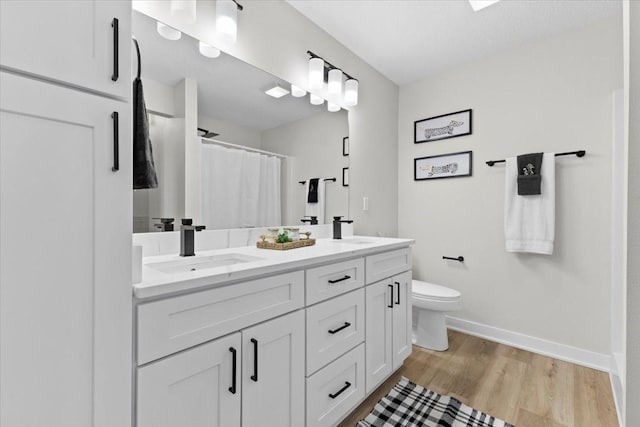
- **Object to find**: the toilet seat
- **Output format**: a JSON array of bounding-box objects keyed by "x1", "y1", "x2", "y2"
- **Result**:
[{"x1": 412, "y1": 280, "x2": 461, "y2": 301}]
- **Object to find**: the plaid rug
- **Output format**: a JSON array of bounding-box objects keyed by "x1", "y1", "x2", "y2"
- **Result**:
[{"x1": 357, "y1": 377, "x2": 514, "y2": 427}]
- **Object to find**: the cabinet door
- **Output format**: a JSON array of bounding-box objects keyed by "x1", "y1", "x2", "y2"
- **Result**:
[
  {"x1": 242, "y1": 310, "x2": 305, "y2": 427},
  {"x1": 392, "y1": 271, "x2": 413, "y2": 369},
  {"x1": 137, "y1": 333, "x2": 242, "y2": 427},
  {"x1": 0, "y1": 72, "x2": 132, "y2": 427},
  {"x1": 0, "y1": 0, "x2": 131, "y2": 98},
  {"x1": 365, "y1": 279, "x2": 393, "y2": 393}
]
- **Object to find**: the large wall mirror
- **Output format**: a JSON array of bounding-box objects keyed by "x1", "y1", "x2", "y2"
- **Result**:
[{"x1": 132, "y1": 10, "x2": 349, "y2": 233}]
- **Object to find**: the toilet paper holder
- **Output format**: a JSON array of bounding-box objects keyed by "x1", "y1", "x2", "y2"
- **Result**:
[{"x1": 443, "y1": 255, "x2": 464, "y2": 262}]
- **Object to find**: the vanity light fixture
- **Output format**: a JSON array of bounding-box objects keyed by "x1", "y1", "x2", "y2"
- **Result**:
[
  {"x1": 291, "y1": 84, "x2": 306, "y2": 97},
  {"x1": 156, "y1": 21, "x2": 182, "y2": 40},
  {"x1": 216, "y1": 0, "x2": 243, "y2": 44},
  {"x1": 310, "y1": 94, "x2": 324, "y2": 105},
  {"x1": 468, "y1": 0, "x2": 500, "y2": 11},
  {"x1": 265, "y1": 84, "x2": 290, "y2": 99},
  {"x1": 307, "y1": 50, "x2": 358, "y2": 107},
  {"x1": 199, "y1": 41, "x2": 221, "y2": 58},
  {"x1": 170, "y1": 0, "x2": 197, "y2": 23},
  {"x1": 327, "y1": 102, "x2": 340, "y2": 112}
]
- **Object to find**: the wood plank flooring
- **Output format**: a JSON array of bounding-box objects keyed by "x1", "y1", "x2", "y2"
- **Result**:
[{"x1": 338, "y1": 330, "x2": 618, "y2": 427}]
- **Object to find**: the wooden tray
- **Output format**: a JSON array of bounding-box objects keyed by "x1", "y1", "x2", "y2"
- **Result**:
[{"x1": 256, "y1": 238, "x2": 316, "y2": 250}]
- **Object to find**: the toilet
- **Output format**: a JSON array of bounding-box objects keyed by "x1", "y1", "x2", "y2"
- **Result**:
[{"x1": 412, "y1": 280, "x2": 462, "y2": 351}]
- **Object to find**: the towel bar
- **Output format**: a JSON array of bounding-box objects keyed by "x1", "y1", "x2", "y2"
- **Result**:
[
  {"x1": 299, "y1": 178, "x2": 336, "y2": 184},
  {"x1": 485, "y1": 150, "x2": 585, "y2": 166}
]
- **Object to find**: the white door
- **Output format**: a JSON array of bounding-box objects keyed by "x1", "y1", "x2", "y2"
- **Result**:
[
  {"x1": 392, "y1": 271, "x2": 413, "y2": 369},
  {"x1": 137, "y1": 333, "x2": 242, "y2": 427},
  {"x1": 242, "y1": 310, "x2": 305, "y2": 427},
  {"x1": 365, "y1": 279, "x2": 394, "y2": 393},
  {"x1": 0, "y1": 0, "x2": 131, "y2": 98},
  {"x1": 0, "y1": 71, "x2": 132, "y2": 427}
]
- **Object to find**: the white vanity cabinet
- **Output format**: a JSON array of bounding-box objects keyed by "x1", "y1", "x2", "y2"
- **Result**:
[{"x1": 0, "y1": 0, "x2": 132, "y2": 98}]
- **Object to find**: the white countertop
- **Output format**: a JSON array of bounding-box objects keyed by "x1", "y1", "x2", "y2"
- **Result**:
[{"x1": 134, "y1": 236, "x2": 414, "y2": 300}]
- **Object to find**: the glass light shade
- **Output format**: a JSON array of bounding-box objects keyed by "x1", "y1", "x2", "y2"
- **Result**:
[
  {"x1": 328, "y1": 69, "x2": 343, "y2": 96},
  {"x1": 308, "y1": 57, "x2": 324, "y2": 90},
  {"x1": 310, "y1": 94, "x2": 324, "y2": 105},
  {"x1": 156, "y1": 22, "x2": 182, "y2": 41},
  {"x1": 291, "y1": 84, "x2": 306, "y2": 98},
  {"x1": 199, "y1": 41, "x2": 221, "y2": 58},
  {"x1": 327, "y1": 102, "x2": 340, "y2": 112},
  {"x1": 216, "y1": 0, "x2": 238, "y2": 43},
  {"x1": 170, "y1": 0, "x2": 197, "y2": 23},
  {"x1": 344, "y1": 78, "x2": 359, "y2": 107}
]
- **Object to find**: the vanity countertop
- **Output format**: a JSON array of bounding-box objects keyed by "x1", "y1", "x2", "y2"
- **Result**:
[{"x1": 134, "y1": 236, "x2": 414, "y2": 300}]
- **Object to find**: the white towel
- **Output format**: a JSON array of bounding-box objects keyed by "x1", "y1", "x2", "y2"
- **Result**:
[
  {"x1": 504, "y1": 153, "x2": 555, "y2": 254},
  {"x1": 304, "y1": 179, "x2": 326, "y2": 224}
]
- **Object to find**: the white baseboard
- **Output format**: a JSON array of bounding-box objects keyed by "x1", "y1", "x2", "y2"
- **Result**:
[
  {"x1": 609, "y1": 371, "x2": 625, "y2": 427},
  {"x1": 445, "y1": 316, "x2": 611, "y2": 372}
]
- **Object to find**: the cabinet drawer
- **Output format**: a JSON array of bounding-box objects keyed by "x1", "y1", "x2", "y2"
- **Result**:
[
  {"x1": 306, "y1": 289, "x2": 365, "y2": 375},
  {"x1": 306, "y1": 343, "x2": 365, "y2": 427},
  {"x1": 137, "y1": 271, "x2": 304, "y2": 365},
  {"x1": 365, "y1": 248, "x2": 412, "y2": 284},
  {"x1": 306, "y1": 258, "x2": 364, "y2": 305}
]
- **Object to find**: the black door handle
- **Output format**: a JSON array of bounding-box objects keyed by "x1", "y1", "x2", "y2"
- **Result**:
[
  {"x1": 111, "y1": 112, "x2": 119, "y2": 172},
  {"x1": 329, "y1": 381, "x2": 351, "y2": 399},
  {"x1": 111, "y1": 18, "x2": 119, "y2": 81},
  {"x1": 250, "y1": 338, "x2": 258, "y2": 382},
  {"x1": 387, "y1": 284, "x2": 393, "y2": 308},
  {"x1": 395, "y1": 281, "x2": 400, "y2": 305},
  {"x1": 228, "y1": 347, "x2": 237, "y2": 394},
  {"x1": 328, "y1": 275, "x2": 351, "y2": 284},
  {"x1": 328, "y1": 322, "x2": 351, "y2": 335}
]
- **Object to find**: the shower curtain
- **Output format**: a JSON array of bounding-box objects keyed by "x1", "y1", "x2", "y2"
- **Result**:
[{"x1": 201, "y1": 144, "x2": 281, "y2": 229}]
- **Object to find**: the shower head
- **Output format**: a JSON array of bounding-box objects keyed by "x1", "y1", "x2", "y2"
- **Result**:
[{"x1": 197, "y1": 127, "x2": 219, "y2": 138}]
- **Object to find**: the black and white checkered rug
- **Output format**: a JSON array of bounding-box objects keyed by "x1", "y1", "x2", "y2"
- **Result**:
[{"x1": 357, "y1": 377, "x2": 514, "y2": 427}]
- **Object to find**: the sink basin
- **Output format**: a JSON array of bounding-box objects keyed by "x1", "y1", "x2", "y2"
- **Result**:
[
  {"x1": 328, "y1": 238, "x2": 375, "y2": 245},
  {"x1": 147, "y1": 253, "x2": 263, "y2": 274}
]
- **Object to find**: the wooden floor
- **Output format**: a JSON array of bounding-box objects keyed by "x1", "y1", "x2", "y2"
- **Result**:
[{"x1": 339, "y1": 330, "x2": 618, "y2": 427}]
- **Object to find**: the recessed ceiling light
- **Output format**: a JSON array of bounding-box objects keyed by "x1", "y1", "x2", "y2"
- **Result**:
[
  {"x1": 265, "y1": 85, "x2": 290, "y2": 98},
  {"x1": 468, "y1": 0, "x2": 500, "y2": 12}
]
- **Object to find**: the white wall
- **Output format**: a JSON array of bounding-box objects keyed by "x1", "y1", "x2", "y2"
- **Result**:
[
  {"x1": 132, "y1": 0, "x2": 399, "y2": 237},
  {"x1": 398, "y1": 19, "x2": 622, "y2": 361},
  {"x1": 624, "y1": 1, "x2": 640, "y2": 425},
  {"x1": 262, "y1": 110, "x2": 349, "y2": 225},
  {"x1": 198, "y1": 114, "x2": 262, "y2": 149}
]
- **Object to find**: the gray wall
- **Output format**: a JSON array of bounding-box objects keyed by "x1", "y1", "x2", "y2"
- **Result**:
[{"x1": 397, "y1": 19, "x2": 621, "y2": 358}]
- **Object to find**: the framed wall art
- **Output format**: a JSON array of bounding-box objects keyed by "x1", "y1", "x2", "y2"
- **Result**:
[
  {"x1": 414, "y1": 109, "x2": 472, "y2": 143},
  {"x1": 414, "y1": 151, "x2": 473, "y2": 181}
]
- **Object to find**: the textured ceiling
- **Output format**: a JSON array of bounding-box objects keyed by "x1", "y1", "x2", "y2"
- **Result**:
[{"x1": 287, "y1": 0, "x2": 622, "y2": 85}]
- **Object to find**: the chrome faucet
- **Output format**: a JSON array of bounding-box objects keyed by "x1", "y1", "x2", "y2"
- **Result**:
[
  {"x1": 332, "y1": 216, "x2": 353, "y2": 239},
  {"x1": 179, "y1": 218, "x2": 205, "y2": 257}
]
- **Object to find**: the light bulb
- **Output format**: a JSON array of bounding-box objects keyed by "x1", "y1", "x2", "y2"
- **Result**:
[
  {"x1": 344, "y1": 78, "x2": 359, "y2": 107},
  {"x1": 156, "y1": 21, "x2": 182, "y2": 40},
  {"x1": 291, "y1": 84, "x2": 306, "y2": 97},
  {"x1": 327, "y1": 102, "x2": 340, "y2": 112},
  {"x1": 310, "y1": 94, "x2": 324, "y2": 105},
  {"x1": 328, "y1": 69, "x2": 343, "y2": 96},
  {"x1": 216, "y1": 0, "x2": 238, "y2": 43},
  {"x1": 308, "y1": 57, "x2": 324, "y2": 91},
  {"x1": 170, "y1": 0, "x2": 196, "y2": 23},
  {"x1": 199, "y1": 41, "x2": 221, "y2": 58}
]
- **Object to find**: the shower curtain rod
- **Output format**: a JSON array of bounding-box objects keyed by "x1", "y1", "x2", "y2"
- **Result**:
[{"x1": 201, "y1": 137, "x2": 288, "y2": 159}]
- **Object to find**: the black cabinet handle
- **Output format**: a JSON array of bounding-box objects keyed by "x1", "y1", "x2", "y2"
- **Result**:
[
  {"x1": 228, "y1": 347, "x2": 237, "y2": 394},
  {"x1": 250, "y1": 338, "x2": 258, "y2": 382},
  {"x1": 328, "y1": 275, "x2": 351, "y2": 284},
  {"x1": 111, "y1": 112, "x2": 119, "y2": 172},
  {"x1": 329, "y1": 381, "x2": 351, "y2": 399},
  {"x1": 328, "y1": 322, "x2": 351, "y2": 335},
  {"x1": 111, "y1": 18, "x2": 119, "y2": 81},
  {"x1": 387, "y1": 284, "x2": 393, "y2": 308},
  {"x1": 395, "y1": 281, "x2": 400, "y2": 305}
]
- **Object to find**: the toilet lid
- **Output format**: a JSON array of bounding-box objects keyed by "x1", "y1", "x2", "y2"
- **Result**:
[{"x1": 412, "y1": 280, "x2": 461, "y2": 301}]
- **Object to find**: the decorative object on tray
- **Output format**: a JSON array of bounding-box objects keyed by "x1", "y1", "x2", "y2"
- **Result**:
[
  {"x1": 414, "y1": 150, "x2": 473, "y2": 181},
  {"x1": 358, "y1": 377, "x2": 513, "y2": 427},
  {"x1": 257, "y1": 229, "x2": 315, "y2": 250},
  {"x1": 414, "y1": 109, "x2": 472, "y2": 143},
  {"x1": 257, "y1": 238, "x2": 316, "y2": 250}
]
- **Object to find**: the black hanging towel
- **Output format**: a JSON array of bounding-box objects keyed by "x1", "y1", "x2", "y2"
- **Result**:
[
  {"x1": 132, "y1": 38, "x2": 158, "y2": 189},
  {"x1": 517, "y1": 152, "x2": 543, "y2": 195},
  {"x1": 307, "y1": 178, "x2": 319, "y2": 203}
]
